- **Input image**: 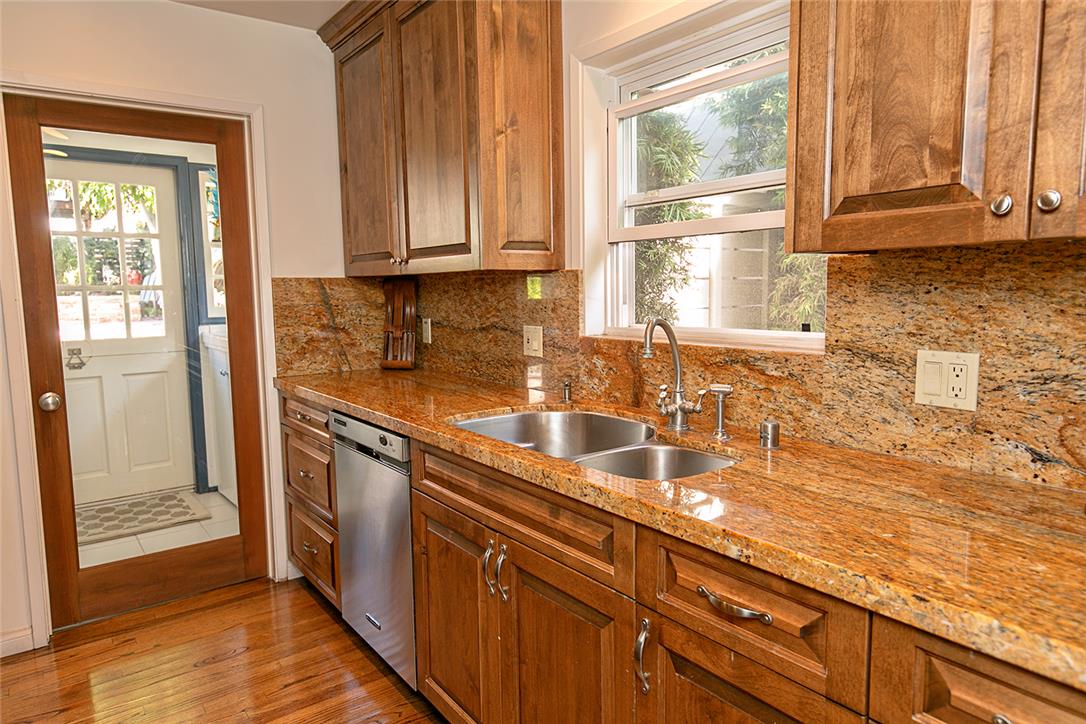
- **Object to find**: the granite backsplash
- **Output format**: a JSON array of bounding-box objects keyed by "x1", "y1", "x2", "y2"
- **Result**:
[{"x1": 271, "y1": 238, "x2": 1085, "y2": 490}]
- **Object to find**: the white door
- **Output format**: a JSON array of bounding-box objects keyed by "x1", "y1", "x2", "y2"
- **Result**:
[{"x1": 46, "y1": 159, "x2": 194, "y2": 504}]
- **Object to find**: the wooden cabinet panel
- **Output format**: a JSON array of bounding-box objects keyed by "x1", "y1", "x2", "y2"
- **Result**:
[
  {"x1": 496, "y1": 536, "x2": 637, "y2": 724},
  {"x1": 415, "y1": 444, "x2": 635, "y2": 594},
  {"x1": 335, "y1": 11, "x2": 400, "y2": 276},
  {"x1": 636, "y1": 527, "x2": 869, "y2": 712},
  {"x1": 390, "y1": 0, "x2": 479, "y2": 271},
  {"x1": 870, "y1": 617, "x2": 1086, "y2": 724},
  {"x1": 412, "y1": 491, "x2": 500, "y2": 724},
  {"x1": 287, "y1": 498, "x2": 339, "y2": 607},
  {"x1": 636, "y1": 608, "x2": 863, "y2": 724},
  {"x1": 1030, "y1": 0, "x2": 1086, "y2": 241},
  {"x1": 478, "y1": 0, "x2": 564, "y2": 270},
  {"x1": 282, "y1": 426, "x2": 335, "y2": 524},
  {"x1": 281, "y1": 395, "x2": 331, "y2": 445},
  {"x1": 788, "y1": 0, "x2": 1042, "y2": 252}
]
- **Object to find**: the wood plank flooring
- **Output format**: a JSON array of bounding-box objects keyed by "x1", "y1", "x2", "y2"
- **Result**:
[{"x1": 0, "y1": 579, "x2": 441, "y2": 723}]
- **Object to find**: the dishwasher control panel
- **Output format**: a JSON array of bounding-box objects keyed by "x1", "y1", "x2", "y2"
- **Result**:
[{"x1": 330, "y1": 411, "x2": 410, "y2": 462}]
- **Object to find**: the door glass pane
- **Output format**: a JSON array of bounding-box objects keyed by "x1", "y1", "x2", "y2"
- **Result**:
[{"x1": 41, "y1": 128, "x2": 239, "y2": 568}]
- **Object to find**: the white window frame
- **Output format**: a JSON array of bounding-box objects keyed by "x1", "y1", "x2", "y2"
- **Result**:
[{"x1": 569, "y1": 0, "x2": 824, "y2": 353}]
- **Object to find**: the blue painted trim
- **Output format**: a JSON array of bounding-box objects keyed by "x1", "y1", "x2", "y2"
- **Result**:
[
  {"x1": 46, "y1": 144, "x2": 216, "y2": 493},
  {"x1": 187, "y1": 163, "x2": 226, "y2": 326}
]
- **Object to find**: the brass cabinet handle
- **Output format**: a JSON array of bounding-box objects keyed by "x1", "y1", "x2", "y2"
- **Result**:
[
  {"x1": 1036, "y1": 189, "x2": 1062, "y2": 212},
  {"x1": 294, "y1": 410, "x2": 312, "y2": 422},
  {"x1": 697, "y1": 585, "x2": 773, "y2": 625},
  {"x1": 633, "y1": 618, "x2": 651, "y2": 694},
  {"x1": 989, "y1": 194, "x2": 1013, "y2": 216},
  {"x1": 302, "y1": 541, "x2": 318, "y2": 555},
  {"x1": 297, "y1": 468, "x2": 314, "y2": 480},
  {"x1": 482, "y1": 539, "x2": 496, "y2": 596},
  {"x1": 494, "y1": 544, "x2": 509, "y2": 602}
]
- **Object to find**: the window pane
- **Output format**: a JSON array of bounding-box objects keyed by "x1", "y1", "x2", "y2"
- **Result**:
[
  {"x1": 625, "y1": 69, "x2": 787, "y2": 193},
  {"x1": 52, "y1": 235, "x2": 80, "y2": 285},
  {"x1": 87, "y1": 291, "x2": 126, "y2": 339},
  {"x1": 129, "y1": 291, "x2": 165, "y2": 338},
  {"x1": 121, "y1": 184, "x2": 158, "y2": 233},
  {"x1": 611, "y1": 229, "x2": 826, "y2": 332},
  {"x1": 125, "y1": 238, "x2": 160, "y2": 285},
  {"x1": 630, "y1": 186, "x2": 785, "y2": 227},
  {"x1": 46, "y1": 179, "x2": 76, "y2": 231},
  {"x1": 84, "y1": 238, "x2": 123, "y2": 286},
  {"x1": 55, "y1": 291, "x2": 85, "y2": 342},
  {"x1": 78, "y1": 181, "x2": 118, "y2": 232}
]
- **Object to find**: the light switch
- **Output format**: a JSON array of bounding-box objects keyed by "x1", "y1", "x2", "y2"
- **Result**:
[
  {"x1": 914, "y1": 350, "x2": 979, "y2": 411},
  {"x1": 523, "y1": 325, "x2": 543, "y2": 357},
  {"x1": 921, "y1": 360, "x2": 942, "y2": 396},
  {"x1": 421, "y1": 318, "x2": 432, "y2": 344}
]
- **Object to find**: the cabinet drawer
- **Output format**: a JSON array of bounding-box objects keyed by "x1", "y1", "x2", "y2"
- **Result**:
[
  {"x1": 281, "y1": 395, "x2": 331, "y2": 444},
  {"x1": 283, "y1": 425, "x2": 335, "y2": 523},
  {"x1": 871, "y1": 617, "x2": 1086, "y2": 723},
  {"x1": 414, "y1": 444, "x2": 635, "y2": 594},
  {"x1": 637, "y1": 607, "x2": 863, "y2": 724},
  {"x1": 288, "y1": 498, "x2": 339, "y2": 608},
  {"x1": 636, "y1": 527, "x2": 869, "y2": 713}
]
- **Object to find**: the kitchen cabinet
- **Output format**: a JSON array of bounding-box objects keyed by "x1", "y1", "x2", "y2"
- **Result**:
[
  {"x1": 787, "y1": 0, "x2": 1086, "y2": 253},
  {"x1": 322, "y1": 0, "x2": 563, "y2": 276},
  {"x1": 870, "y1": 617, "x2": 1086, "y2": 723}
]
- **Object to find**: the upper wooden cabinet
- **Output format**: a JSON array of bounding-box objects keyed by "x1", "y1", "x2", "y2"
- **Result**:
[
  {"x1": 787, "y1": 0, "x2": 1085, "y2": 253},
  {"x1": 323, "y1": 0, "x2": 564, "y2": 276}
]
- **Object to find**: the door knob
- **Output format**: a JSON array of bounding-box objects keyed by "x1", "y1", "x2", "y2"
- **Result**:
[
  {"x1": 989, "y1": 194, "x2": 1013, "y2": 216},
  {"x1": 1036, "y1": 189, "x2": 1062, "y2": 212},
  {"x1": 38, "y1": 391, "x2": 62, "y2": 412}
]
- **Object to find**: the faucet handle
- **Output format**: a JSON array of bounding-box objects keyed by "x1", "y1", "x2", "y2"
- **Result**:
[
  {"x1": 693, "y1": 389, "x2": 709, "y2": 413},
  {"x1": 656, "y1": 384, "x2": 671, "y2": 414}
]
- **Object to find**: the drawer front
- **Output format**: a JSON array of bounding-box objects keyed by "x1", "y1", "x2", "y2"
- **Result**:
[
  {"x1": 871, "y1": 617, "x2": 1086, "y2": 724},
  {"x1": 414, "y1": 444, "x2": 635, "y2": 595},
  {"x1": 283, "y1": 426, "x2": 335, "y2": 523},
  {"x1": 281, "y1": 395, "x2": 331, "y2": 444},
  {"x1": 636, "y1": 527, "x2": 869, "y2": 713},
  {"x1": 288, "y1": 498, "x2": 339, "y2": 607},
  {"x1": 636, "y1": 608, "x2": 863, "y2": 724}
]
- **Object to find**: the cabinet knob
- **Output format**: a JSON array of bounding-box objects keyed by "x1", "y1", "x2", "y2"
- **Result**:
[
  {"x1": 989, "y1": 194, "x2": 1013, "y2": 216},
  {"x1": 390, "y1": 257, "x2": 399, "y2": 265},
  {"x1": 38, "y1": 391, "x2": 62, "y2": 412},
  {"x1": 1036, "y1": 189, "x2": 1062, "y2": 212}
]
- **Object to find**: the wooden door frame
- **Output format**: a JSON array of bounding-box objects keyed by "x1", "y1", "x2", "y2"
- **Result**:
[{"x1": 4, "y1": 93, "x2": 267, "y2": 628}]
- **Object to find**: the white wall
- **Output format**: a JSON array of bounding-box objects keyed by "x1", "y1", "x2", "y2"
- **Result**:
[{"x1": 0, "y1": 0, "x2": 344, "y2": 277}]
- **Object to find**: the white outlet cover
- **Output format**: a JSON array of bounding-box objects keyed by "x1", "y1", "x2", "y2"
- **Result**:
[
  {"x1": 421, "y1": 318, "x2": 432, "y2": 344},
  {"x1": 914, "y1": 350, "x2": 980, "y2": 411},
  {"x1": 523, "y1": 325, "x2": 543, "y2": 357}
]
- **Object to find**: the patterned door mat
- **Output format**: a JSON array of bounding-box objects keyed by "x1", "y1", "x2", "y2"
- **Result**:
[{"x1": 76, "y1": 490, "x2": 211, "y2": 545}]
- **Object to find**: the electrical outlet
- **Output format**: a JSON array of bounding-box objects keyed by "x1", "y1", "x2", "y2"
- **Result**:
[
  {"x1": 421, "y1": 318, "x2": 432, "y2": 344},
  {"x1": 523, "y1": 325, "x2": 543, "y2": 357},
  {"x1": 914, "y1": 350, "x2": 979, "y2": 411}
]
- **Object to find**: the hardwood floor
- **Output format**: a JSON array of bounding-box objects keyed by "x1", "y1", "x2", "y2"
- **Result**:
[{"x1": 0, "y1": 579, "x2": 441, "y2": 723}]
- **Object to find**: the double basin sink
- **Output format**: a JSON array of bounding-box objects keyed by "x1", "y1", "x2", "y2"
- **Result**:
[{"x1": 454, "y1": 410, "x2": 735, "y2": 481}]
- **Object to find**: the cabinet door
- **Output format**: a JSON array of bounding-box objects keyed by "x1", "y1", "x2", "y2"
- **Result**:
[
  {"x1": 335, "y1": 11, "x2": 401, "y2": 276},
  {"x1": 635, "y1": 609, "x2": 863, "y2": 724},
  {"x1": 788, "y1": 0, "x2": 1042, "y2": 252},
  {"x1": 412, "y1": 492, "x2": 500, "y2": 724},
  {"x1": 1030, "y1": 0, "x2": 1086, "y2": 241},
  {"x1": 477, "y1": 0, "x2": 564, "y2": 270},
  {"x1": 390, "y1": 0, "x2": 479, "y2": 273},
  {"x1": 496, "y1": 536, "x2": 637, "y2": 724}
]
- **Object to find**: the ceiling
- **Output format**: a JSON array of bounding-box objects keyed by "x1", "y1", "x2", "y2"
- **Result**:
[{"x1": 172, "y1": 0, "x2": 349, "y2": 30}]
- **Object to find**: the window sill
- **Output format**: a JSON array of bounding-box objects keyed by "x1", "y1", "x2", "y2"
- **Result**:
[{"x1": 597, "y1": 326, "x2": 825, "y2": 355}]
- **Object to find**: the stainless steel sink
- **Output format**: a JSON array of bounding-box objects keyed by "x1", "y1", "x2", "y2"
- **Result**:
[
  {"x1": 454, "y1": 411, "x2": 653, "y2": 460},
  {"x1": 576, "y1": 442, "x2": 735, "y2": 480}
]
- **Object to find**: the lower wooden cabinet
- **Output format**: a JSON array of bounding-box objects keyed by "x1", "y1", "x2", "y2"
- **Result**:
[{"x1": 870, "y1": 617, "x2": 1086, "y2": 723}]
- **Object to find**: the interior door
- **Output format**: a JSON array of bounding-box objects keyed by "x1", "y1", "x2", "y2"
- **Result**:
[
  {"x1": 4, "y1": 93, "x2": 267, "y2": 628},
  {"x1": 46, "y1": 159, "x2": 194, "y2": 504}
]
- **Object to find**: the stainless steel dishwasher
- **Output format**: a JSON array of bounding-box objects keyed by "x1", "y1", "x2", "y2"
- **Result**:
[{"x1": 331, "y1": 410, "x2": 416, "y2": 689}]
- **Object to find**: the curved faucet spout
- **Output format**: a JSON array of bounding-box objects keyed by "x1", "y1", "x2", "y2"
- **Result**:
[{"x1": 642, "y1": 318, "x2": 684, "y2": 394}]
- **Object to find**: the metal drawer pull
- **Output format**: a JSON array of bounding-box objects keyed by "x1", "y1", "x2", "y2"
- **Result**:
[
  {"x1": 482, "y1": 539, "x2": 496, "y2": 596},
  {"x1": 633, "y1": 618, "x2": 651, "y2": 694},
  {"x1": 494, "y1": 544, "x2": 509, "y2": 601},
  {"x1": 297, "y1": 468, "x2": 314, "y2": 480},
  {"x1": 302, "y1": 541, "x2": 318, "y2": 555},
  {"x1": 992, "y1": 716, "x2": 1013, "y2": 724},
  {"x1": 697, "y1": 585, "x2": 773, "y2": 625},
  {"x1": 294, "y1": 410, "x2": 312, "y2": 422}
]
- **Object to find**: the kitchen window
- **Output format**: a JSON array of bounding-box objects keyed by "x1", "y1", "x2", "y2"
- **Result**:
[{"x1": 595, "y1": 8, "x2": 827, "y2": 351}]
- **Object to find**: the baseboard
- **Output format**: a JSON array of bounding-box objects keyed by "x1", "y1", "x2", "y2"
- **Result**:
[{"x1": 1, "y1": 627, "x2": 35, "y2": 658}]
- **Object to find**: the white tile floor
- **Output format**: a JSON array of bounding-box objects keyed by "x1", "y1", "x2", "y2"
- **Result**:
[{"x1": 77, "y1": 491, "x2": 239, "y2": 568}]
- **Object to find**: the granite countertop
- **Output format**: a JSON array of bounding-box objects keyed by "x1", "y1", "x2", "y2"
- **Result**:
[{"x1": 274, "y1": 368, "x2": 1086, "y2": 692}]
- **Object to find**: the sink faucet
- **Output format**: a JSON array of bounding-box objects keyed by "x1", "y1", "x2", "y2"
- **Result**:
[{"x1": 641, "y1": 318, "x2": 707, "y2": 431}]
